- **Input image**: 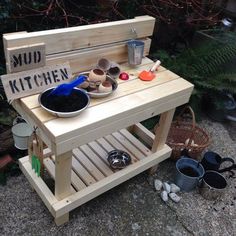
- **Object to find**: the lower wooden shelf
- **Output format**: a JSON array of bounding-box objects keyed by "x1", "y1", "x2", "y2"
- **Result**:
[{"x1": 19, "y1": 127, "x2": 172, "y2": 221}]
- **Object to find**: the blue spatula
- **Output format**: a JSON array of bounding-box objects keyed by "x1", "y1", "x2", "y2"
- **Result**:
[{"x1": 48, "y1": 75, "x2": 87, "y2": 97}]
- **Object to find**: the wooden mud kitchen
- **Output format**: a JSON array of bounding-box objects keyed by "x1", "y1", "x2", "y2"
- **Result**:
[{"x1": 2, "y1": 16, "x2": 193, "y2": 225}]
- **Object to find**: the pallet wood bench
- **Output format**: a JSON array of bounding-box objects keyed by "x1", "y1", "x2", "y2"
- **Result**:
[{"x1": 3, "y1": 16, "x2": 193, "y2": 225}]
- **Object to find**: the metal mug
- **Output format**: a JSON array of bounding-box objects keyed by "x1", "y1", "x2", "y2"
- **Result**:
[
  {"x1": 199, "y1": 170, "x2": 227, "y2": 200},
  {"x1": 127, "y1": 40, "x2": 144, "y2": 66},
  {"x1": 201, "y1": 151, "x2": 235, "y2": 173},
  {"x1": 174, "y1": 157, "x2": 205, "y2": 192}
]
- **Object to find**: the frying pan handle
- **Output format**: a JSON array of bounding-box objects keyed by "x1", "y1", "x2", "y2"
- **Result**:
[{"x1": 150, "y1": 60, "x2": 161, "y2": 72}]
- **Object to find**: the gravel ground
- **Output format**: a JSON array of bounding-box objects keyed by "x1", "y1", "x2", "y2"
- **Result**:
[
  {"x1": 0, "y1": 119, "x2": 235, "y2": 236},
  {"x1": 223, "y1": 121, "x2": 236, "y2": 141}
]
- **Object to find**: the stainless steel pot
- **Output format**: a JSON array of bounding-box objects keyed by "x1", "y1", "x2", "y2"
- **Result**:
[
  {"x1": 199, "y1": 171, "x2": 227, "y2": 200},
  {"x1": 39, "y1": 87, "x2": 90, "y2": 118}
]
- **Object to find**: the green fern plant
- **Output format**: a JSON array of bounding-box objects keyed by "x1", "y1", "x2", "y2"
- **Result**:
[
  {"x1": 154, "y1": 41, "x2": 236, "y2": 118},
  {"x1": 193, "y1": 44, "x2": 236, "y2": 76}
]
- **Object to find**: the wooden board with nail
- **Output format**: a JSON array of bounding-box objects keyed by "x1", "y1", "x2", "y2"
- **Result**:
[
  {"x1": 1, "y1": 62, "x2": 72, "y2": 101},
  {"x1": 6, "y1": 43, "x2": 46, "y2": 73}
]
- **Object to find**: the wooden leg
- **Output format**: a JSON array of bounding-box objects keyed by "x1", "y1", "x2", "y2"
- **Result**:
[
  {"x1": 55, "y1": 151, "x2": 72, "y2": 200},
  {"x1": 149, "y1": 108, "x2": 175, "y2": 175},
  {"x1": 55, "y1": 213, "x2": 69, "y2": 226}
]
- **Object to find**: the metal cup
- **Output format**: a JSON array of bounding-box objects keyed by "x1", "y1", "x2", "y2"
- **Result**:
[
  {"x1": 201, "y1": 151, "x2": 235, "y2": 173},
  {"x1": 199, "y1": 171, "x2": 227, "y2": 200},
  {"x1": 174, "y1": 157, "x2": 205, "y2": 192},
  {"x1": 127, "y1": 40, "x2": 144, "y2": 66}
]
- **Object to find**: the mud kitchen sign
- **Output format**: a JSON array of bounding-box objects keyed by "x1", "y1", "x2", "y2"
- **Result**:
[
  {"x1": 7, "y1": 43, "x2": 46, "y2": 73},
  {"x1": 1, "y1": 62, "x2": 72, "y2": 101}
]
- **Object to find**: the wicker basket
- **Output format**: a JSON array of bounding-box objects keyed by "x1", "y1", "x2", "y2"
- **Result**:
[{"x1": 166, "y1": 106, "x2": 210, "y2": 160}]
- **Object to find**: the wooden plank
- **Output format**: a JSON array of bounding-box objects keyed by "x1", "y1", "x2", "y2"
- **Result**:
[
  {"x1": 19, "y1": 156, "x2": 58, "y2": 217},
  {"x1": 70, "y1": 172, "x2": 87, "y2": 192},
  {"x1": 6, "y1": 43, "x2": 46, "y2": 73},
  {"x1": 46, "y1": 38, "x2": 151, "y2": 74},
  {"x1": 1, "y1": 62, "x2": 72, "y2": 101},
  {"x1": 28, "y1": 68, "x2": 181, "y2": 125},
  {"x1": 72, "y1": 156, "x2": 97, "y2": 186},
  {"x1": 19, "y1": 57, "x2": 164, "y2": 110},
  {"x1": 55, "y1": 151, "x2": 73, "y2": 200},
  {"x1": 52, "y1": 92, "x2": 192, "y2": 155},
  {"x1": 119, "y1": 129, "x2": 151, "y2": 156},
  {"x1": 132, "y1": 123, "x2": 155, "y2": 147},
  {"x1": 86, "y1": 65, "x2": 172, "y2": 108},
  {"x1": 51, "y1": 156, "x2": 87, "y2": 191},
  {"x1": 79, "y1": 145, "x2": 114, "y2": 176},
  {"x1": 73, "y1": 148, "x2": 106, "y2": 180},
  {"x1": 152, "y1": 109, "x2": 175, "y2": 152},
  {"x1": 31, "y1": 107, "x2": 55, "y2": 123},
  {"x1": 20, "y1": 94, "x2": 40, "y2": 110},
  {"x1": 150, "y1": 108, "x2": 175, "y2": 175},
  {"x1": 45, "y1": 78, "x2": 193, "y2": 143},
  {"x1": 119, "y1": 57, "x2": 155, "y2": 72},
  {"x1": 52, "y1": 145, "x2": 171, "y2": 218},
  {"x1": 42, "y1": 148, "x2": 53, "y2": 159},
  {"x1": 87, "y1": 141, "x2": 112, "y2": 167},
  {"x1": 4, "y1": 16, "x2": 155, "y2": 54},
  {"x1": 43, "y1": 158, "x2": 76, "y2": 194},
  {"x1": 20, "y1": 155, "x2": 31, "y2": 164},
  {"x1": 3, "y1": 32, "x2": 28, "y2": 73},
  {"x1": 104, "y1": 134, "x2": 138, "y2": 162},
  {"x1": 97, "y1": 138, "x2": 115, "y2": 152},
  {"x1": 21, "y1": 63, "x2": 168, "y2": 124},
  {"x1": 55, "y1": 213, "x2": 69, "y2": 226},
  {"x1": 112, "y1": 132, "x2": 146, "y2": 159}
]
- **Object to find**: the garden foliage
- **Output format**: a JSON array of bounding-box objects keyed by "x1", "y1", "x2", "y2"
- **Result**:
[{"x1": 155, "y1": 41, "x2": 236, "y2": 114}]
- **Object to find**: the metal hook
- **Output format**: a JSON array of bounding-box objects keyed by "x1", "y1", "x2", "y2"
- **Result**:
[
  {"x1": 33, "y1": 126, "x2": 39, "y2": 144},
  {"x1": 130, "y1": 27, "x2": 137, "y2": 39}
]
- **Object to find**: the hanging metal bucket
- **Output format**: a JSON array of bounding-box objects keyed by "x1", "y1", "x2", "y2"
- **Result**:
[
  {"x1": 11, "y1": 116, "x2": 33, "y2": 150},
  {"x1": 127, "y1": 40, "x2": 144, "y2": 66}
]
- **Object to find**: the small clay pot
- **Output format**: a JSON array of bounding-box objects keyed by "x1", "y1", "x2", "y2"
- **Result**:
[
  {"x1": 97, "y1": 58, "x2": 111, "y2": 71},
  {"x1": 89, "y1": 80, "x2": 101, "y2": 89},
  {"x1": 89, "y1": 69, "x2": 106, "y2": 84},
  {"x1": 98, "y1": 80, "x2": 112, "y2": 93}
]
